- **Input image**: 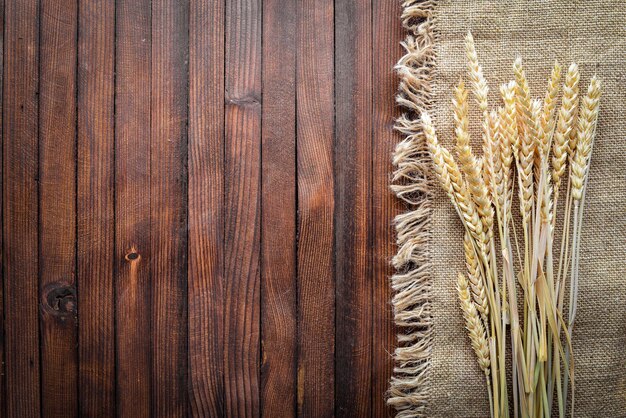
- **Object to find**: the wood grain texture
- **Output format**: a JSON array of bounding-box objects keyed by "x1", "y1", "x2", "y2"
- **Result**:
[
  {"x1": 188, "y1": 0, "x2": 225, "y2": 415},
  {"x1": 224, "y1": 0, "x2": 262, "y2": 415},
  {"x1": 38, "y1": 0, "x2": 79, "y2": 414},
  {"x1": 335, "y1": 0, "x2": 374, "y2": 415},
  {"x1": 0, "y1": 0, "x2": 4, "y2": 412},
  {"x1": 296, "y1": 0, "x2": 336, "y2": 416},
  {"x1": 77, "y1": 0, "x2": 116, "y2": 415},
  {"x1": 371, "y1": 0, "x2": 402, "y2": 415},
  {"x1": 115, "y1": 0, "x2": 152, "y2": 415},
  {"x1": 0, "y1": 2, "x2": 403, "y2": 416},
  {"x1": 150, "y1": 0, "x2": 189, "y2": 416},
  {"x1": 3, "y1": 0, "x2": 41, "y2": 415},
  {"x1": 260, "y1": 0, "x2": 297, "y2": 415}
]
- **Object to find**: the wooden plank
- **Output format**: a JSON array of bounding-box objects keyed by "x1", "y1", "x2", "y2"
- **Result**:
[
  {"x1": 371, "y1": 0, "x2": 402, "y2": 414},
  {"x1": 0, "y1": 0, "x2": 4, "y2": 413},
  {"x1": 115, "y1": 0, "x2": 152, "y2": 415},
  {"x1": 77, "y1": 0, "x2": 116, "y2": 415},
  {"x1": 296, "y1": 0, "x2": 335, "y2": 415},
  {"x1": 38, "y1": 0, "x2": 78, "y2": 414},
  {"x1": 3, "y1": 0, "x2": 41, "y2": 415},
  {"x1": 223, "y1": 0, "x2": 262, "y2": 415},
  {"x1": 77, "y1": 0, "x2": 115, "y2": 417},
  {"x1": 260, "y1": 0, "x2": 297, "y2": 415},
  {"x1": 188, "y1": 0, "x2": 225, "y2": 415},
  {"x1": 150, "y1": 0, "x2": 189, "y2": 415},
  {"x1": 334, "y1": 0, "x2": 373, "y2": 415}
]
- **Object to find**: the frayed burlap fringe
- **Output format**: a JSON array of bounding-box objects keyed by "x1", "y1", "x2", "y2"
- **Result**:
[{"x1": 387, "y1": 1, "x2": 438, "y2": 417}]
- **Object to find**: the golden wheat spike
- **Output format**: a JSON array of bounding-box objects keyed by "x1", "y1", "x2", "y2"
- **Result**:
[
  {"x1": 458, "y1": 272, "x2": 491, "y2": 375},
  {"x1": 542, "y1": 60, "x2": 562, "y2": 145},
  {"x1": 465, "y1": 32, "x2": 489, "y2": 114},
  {"x1": 571, "y1": 77, "x2": 601, "y2": 201},
  {"x1": 513, "y1": 59, "x2": 535, "y2": 222},
  {"x1": 453, "y1": 81, "x2": 494, "y2": 243},
  {"x1": 499, "y1": 82, "x2": 517, "y2": 186},
  {"x1": 464, "y1": 233, "x2": 489, "y2": 321},
  {"x1": 422, "y1": 112, "x2": 487, "y2": 248},
  {"x1": 552, "y1": 63, "x2": 580, "y2": 190}
]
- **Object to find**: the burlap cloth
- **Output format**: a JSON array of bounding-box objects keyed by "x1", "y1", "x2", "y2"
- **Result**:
[{"x1": 427, "y1": 1, "x2": 626, "y2": 416}]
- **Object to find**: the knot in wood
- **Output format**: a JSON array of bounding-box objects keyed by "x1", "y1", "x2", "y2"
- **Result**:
[
  {"x1": 42, "y1": 283, "x2": 77, "y2": 316},
  {"x1": 125, "y1": 251, "x2": 140, "y2": 261}
]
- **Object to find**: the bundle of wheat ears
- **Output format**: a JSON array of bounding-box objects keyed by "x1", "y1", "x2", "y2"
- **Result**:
[{"x1": 422, "y1": 33, "x2": 601, "y2": 418}]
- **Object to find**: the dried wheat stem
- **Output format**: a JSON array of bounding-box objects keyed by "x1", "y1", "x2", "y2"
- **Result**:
[
  {"x1": 563, "y1": 77, "x2": 601, "y2": 417},
  {"x1": 554, "y1": 64, "x2": 582, "y2": 310},
  {"x1": 568, "y1": 75, "x2": 602, "y2": 336},
  {"x1": 556, "y1": 77, "x2": 593, "y2": 301},
  {"x1": 514, "y1": 58, "x2": 543, "y2": 415}
]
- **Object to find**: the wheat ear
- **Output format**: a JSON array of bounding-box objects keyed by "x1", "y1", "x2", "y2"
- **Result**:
[
  {"x1": 487, "y1": 111, "x2": 506, "y2": 210},
  {"x1": 571, "y1": 77, "x2": 601, "y2": 201},
  {"x1": 464, "y1": 232, "x2": 489, "y2": 321},
  {"x1": 465, "y1": 32, "x2": 489, "y2": 114},
  {"x1": 423, "y1": 112, "x2": 456, "y2": 201},
  {"x1": 531, "y1": 99, "x2": 548, "y2": 186},
  {"x1": 542, "y1": 60, "x2": 562, "y2": 148},
  {"x1": 453, "y1": 81, "x2": 494, "y2": 243},
  {"x1": 422, "y1": 112, "x2": 487, "y2": 248},
  {"x1": 423, "y1": 112, "x2": 465, "y2": 205},
  {"x1": 499, "y1": 82, "x2": 517, "y2": 209},
  {"x1": 567, "y1": 73, "x2": 582, "y2": 164},
  {"x1": 458, "y1": 272, "x2": 491, "y2": 375},
  {"x1": 552, "y1": 63, "x2": 580, "y2": 190},
  {"x1": 513, "y1": 58, "x2": 535, "y2": 222},
  {"x1": 465, "y1": 32, "x2": 500, "y2": 208}
]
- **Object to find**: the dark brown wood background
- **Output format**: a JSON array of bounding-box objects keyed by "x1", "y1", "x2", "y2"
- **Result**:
[{"x1": 1, "y1": 0, "x2": 403, "y2": 415}]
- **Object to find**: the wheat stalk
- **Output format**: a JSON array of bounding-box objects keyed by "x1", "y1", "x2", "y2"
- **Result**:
[{"x1": 560, "y1": 76, "x2": 602, "y2": 413}]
